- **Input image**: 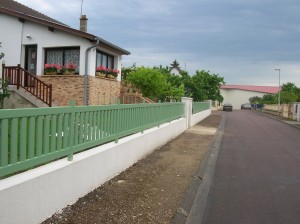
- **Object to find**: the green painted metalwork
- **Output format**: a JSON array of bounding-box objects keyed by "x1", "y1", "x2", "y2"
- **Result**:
[
  {"x1": 0, "y1": 101, "x2": 184, "y2": 178},
  {"x1": 192, "y1": 102, "x2": 210, "y2": 114}
]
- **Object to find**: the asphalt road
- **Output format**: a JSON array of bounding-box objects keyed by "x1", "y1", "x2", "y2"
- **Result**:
[{"x1": 201, "y1": 110, "x2": 300, "y2": 224}]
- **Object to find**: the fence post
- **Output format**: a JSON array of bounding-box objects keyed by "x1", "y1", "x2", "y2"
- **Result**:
[
  {"x1": 158, "y1": 100, "x2": 161, "y2": 128},
  {"x1": 49, "y1": 84, "x2": 52, "y2": 107},
  {"x1": 0, "y1": 62, "x2": 3, "y2": 79},
  {"x1": 17, "y1": 64, "x2": 21, "y2": 89},
  {"x1": 296, "y1": 103, "x2": 300, "y2": 122},
  {"x1": 115, "y1": 99, "x2": 121, "y2": 143},
  {"x1": 181, "y1": 97, "x2": 193, "y2": 129},
  {"x1": 68, "y1": 100, "x2": 76, "y2": 161}
]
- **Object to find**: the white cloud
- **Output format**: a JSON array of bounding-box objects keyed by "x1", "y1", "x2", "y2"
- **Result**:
[{"x1": 16, "y1": 0, "x2": 300, "y2": 86}]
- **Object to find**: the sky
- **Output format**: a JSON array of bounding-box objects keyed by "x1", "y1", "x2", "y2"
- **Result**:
[{"x1": 16, "y1": 0, "x2": 300, "y2": 86}]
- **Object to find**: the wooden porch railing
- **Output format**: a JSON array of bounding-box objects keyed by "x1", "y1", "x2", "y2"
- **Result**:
[{"x1": 2, "y1": 64, "x2": 52, "y2": 107}]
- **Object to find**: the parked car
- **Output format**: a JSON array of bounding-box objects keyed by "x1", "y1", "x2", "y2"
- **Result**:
[
  {"x1": 223, "y1": 103, "x2": 233, "y2": 112},
  {"x1": 241, "y1": 103, "x2": 252, "y2": 110}
]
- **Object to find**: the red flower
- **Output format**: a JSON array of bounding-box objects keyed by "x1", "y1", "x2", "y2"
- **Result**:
[{"x1": 96, "y1": 65, "x2": 107, "y2": 72}]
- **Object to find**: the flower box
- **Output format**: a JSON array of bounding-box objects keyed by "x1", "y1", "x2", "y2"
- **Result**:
[
  {"x1": 63, "y1": 71, "x2": 76, "y2": 75},
  {"x1": 44, "y1": 71, "x2": 58, "y2": 76},
  {"x1": 95, "y1": 72, "x2": 106, "y2": 78},
  {"x1": 107, "y1": 74, "x2": 116, "y2": 79},
  {"x1": 96, "y1": 66, "x2": 119, "y2": 80},
  {"x1": 62, "y1": 63, "x2": 77, "y2": 75},
  {"x1": 44, "y1": 64, "x2": 62, "y2": 75}
]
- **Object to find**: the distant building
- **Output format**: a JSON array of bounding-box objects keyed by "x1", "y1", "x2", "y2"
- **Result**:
[
  {"x1": 169, "y1": 60, "x2": 182, "y2": 76},
  {"x1": 221, "y1": 85, "x2": 280, "y2": 110}
]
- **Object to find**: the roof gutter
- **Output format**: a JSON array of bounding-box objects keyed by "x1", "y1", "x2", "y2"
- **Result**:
[{"x1": 84, "y1": 38, "x2": 100, "y2": 106}]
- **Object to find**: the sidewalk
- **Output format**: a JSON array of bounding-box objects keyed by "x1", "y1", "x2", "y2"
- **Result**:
[
  {"x1": 255, "y1": 109, "x2": 300, "y2": 129},
  {"x1": 173, "y1": 112, "x2": 226, "y2": 224},
  {"x1": 42, "y1": 113, "x2": 223, "y2": 224}
]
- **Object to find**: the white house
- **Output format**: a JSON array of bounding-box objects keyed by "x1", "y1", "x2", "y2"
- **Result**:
[
  {"x1": 221, "y1": 85, "x2": 280, "y2": 110},
  {"x1": 0, "y1": 0, "x2": 130, "y2": 77},
  {"x1": 0, "y1": 0, "x2": 130, "y2": 107},
  {"x1": 169, "y1": 60, "x2": 182, "y2": 76}
]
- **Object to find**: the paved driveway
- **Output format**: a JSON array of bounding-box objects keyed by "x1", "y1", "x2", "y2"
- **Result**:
[{"x1": 201, "y1": 110, "x2": 300, "y2": 224}]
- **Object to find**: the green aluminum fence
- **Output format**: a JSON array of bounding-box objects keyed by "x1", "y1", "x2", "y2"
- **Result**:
[
  {"x1": 192, "y1": 102, "x2": 210, "y2": 114},
  {"x1": 0, "y1": 101, "x2": 184, "y2": 178}
]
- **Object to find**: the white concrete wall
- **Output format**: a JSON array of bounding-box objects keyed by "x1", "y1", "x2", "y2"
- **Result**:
[
  {"x1": 0, "y1": 118, "x2": 187, "y2": 224},
  {"x1": 0, "y1": 13, "x2": 123, "y2": 77},
  {"x1": 221, "y1": 89, "x2": 266, "y2": 110},
  {"x1": 297, "y1": 104, "x2": 300, "y2": 122},
  {"x1": 0, "y1": 14, "x2": 23, "y2": 66},
  {"x1": 190, "y1": 109, "x2": 212, "y2": 127},
  {"x1": 0, "y1": 60, "x2": 2, "y2": 76}
]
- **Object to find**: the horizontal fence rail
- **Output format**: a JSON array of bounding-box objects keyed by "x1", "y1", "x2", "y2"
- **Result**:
[
  {"x1": 0, "y1": 101, "x2": 184, "y2": 178},
  {"x1": 192, "y1": 102, "x2": 210, "y2": 114}
]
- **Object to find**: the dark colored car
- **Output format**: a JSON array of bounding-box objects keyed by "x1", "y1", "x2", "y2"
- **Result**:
[{"x1": 223, "y1": 103, "x2": 233, "y2": 112}]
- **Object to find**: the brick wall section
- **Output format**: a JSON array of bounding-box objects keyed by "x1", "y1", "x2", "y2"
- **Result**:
[
  {"x1": 88, "y1": 77, "x2": 120, "y2": 105},
  {"x1": 39, "y1": 75, "x2": 85, "y2": 106},
  {"x1": 39, "y1": 75, "x2": 120, "y2": 106}
]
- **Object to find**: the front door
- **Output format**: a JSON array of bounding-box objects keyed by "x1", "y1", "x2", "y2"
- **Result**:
[{"x1": 25, "y1": 45, "x2": 37, "y2": 75}]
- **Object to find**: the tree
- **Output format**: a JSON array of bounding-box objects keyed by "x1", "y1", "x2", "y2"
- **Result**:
[
  {"x1": 126, "y1": 67, "x2": 167, "y2": 101},
  {"x1": 124, "y1": 65, "x2": 225, "y2": 103},
  {"x1": 121, "y1": 64, "x2": 136, "y2": 80},
  {"x1": 280, "y1": 82, "x2": 299, "y2": 103},
  {"x1": 0, "y1": 78, "x2": 10, "y2": 109},
  {"x1": 158, "y1": 67, "x2": 185, "y2": 101},
  {"x1": 262, "y1": 94, "x2": 277, "y2": 104},
  {"x1": 180, "y1": 70, "x2": 193, "y2": 97},
  {"x1": 190, "y1": 70, "x2": 224, "y2": 102},
  {"x1": 125, "y1": 66, "x2": 186, "y2": 102},
  {"x1": 249, "y1": 96, "x2": 262, "y2": 104}
]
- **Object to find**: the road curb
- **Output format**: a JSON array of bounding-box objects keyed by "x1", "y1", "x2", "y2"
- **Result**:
[
  {"x1": 254, "y1": 110, "x2": 300, "y2": 130},
  {"x1": 172, "y1": 113, "x2": 226, "y2": 224}
]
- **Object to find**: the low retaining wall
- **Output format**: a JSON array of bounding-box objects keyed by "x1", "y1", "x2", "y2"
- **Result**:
[
  {"x1": 0, "y1": 118, "x2": 187, "y2": 224},
  {"x1": 263, "y1": 103, "x2": 298, "y2": 120},
  {"x1": 0, "y1": 106, "x2": 211, "y2": 224},
  {"x1": 191, "y1": 109, "x2": 211, "y2": 127}
]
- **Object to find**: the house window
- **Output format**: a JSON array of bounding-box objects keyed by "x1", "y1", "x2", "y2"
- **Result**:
[
  {"x1": 45, "y1": 47, "x2": 80, "y2": 73},
  {"x1": 96, "y1": 51, "x2": 114, "y2": 68}
]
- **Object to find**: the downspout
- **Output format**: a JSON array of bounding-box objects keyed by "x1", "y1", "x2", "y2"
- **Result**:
[
  {"x1": 84, "y1": 38, "x2": 100, "y2": 106},
  {"x1": 20, "y1": 21, "x2": 25, "y2": 65}
]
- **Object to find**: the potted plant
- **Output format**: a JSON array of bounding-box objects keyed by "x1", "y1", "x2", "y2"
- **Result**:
[
  {"x1": 44, "y1": 64, "x2": 62, "y2": 75},
  {"x1": 62, "y1": 63, "x2": 77, "y2": 75},
  {"x1": 107, "y1": 68, "x2": 119, "y2": 79},
  {"x1": 96, "y1": 65, "x2": 107, "y2": 78}
]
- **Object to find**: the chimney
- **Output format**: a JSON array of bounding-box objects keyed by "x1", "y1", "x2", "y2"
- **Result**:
[{"x1": 80, "y1": 15, "x2": 88, "y2": 32}]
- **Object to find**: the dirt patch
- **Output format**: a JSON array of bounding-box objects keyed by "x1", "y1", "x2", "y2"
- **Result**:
[{"x1": 42, "y1": 113, "x2": 222, "y2": 224}]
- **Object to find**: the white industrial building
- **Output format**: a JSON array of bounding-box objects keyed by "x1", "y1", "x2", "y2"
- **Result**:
[{"x1": 221, "y1": 85, "x2": 280, "y2": 110}]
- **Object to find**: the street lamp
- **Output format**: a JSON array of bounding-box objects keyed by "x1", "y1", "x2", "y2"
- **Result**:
[{"x1": 275, "y1": 68, "x2": 281, "y2": 116}]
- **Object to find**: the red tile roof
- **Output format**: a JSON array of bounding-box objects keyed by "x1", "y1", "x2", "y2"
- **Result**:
[{"x1": 220, "y1": 85, "x2": 280, "y2": 94}]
